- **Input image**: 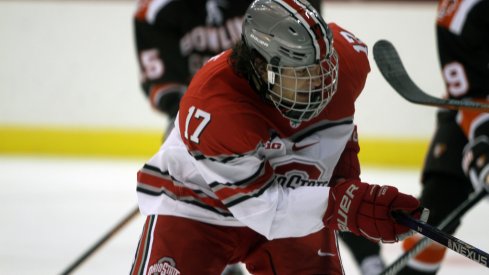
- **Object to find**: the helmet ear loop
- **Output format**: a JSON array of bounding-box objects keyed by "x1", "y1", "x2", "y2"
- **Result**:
[{"x1": 267, "y1": 56, "x2": 281, "y2": 89}]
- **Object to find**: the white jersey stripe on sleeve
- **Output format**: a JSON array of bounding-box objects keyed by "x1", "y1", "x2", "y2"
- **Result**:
[
  {"x1": 146, "y1": 0, "x2": 174, "y2": 24},
  {"x1": 450, "y1": 0, "x2": 481, "y2": 35}
]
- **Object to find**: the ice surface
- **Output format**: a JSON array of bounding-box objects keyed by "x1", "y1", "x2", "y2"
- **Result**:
[{"x1": 0, "y1": 156, "x2": 487, "y2": 274}]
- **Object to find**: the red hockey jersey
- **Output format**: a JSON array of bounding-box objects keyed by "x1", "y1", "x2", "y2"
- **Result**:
[{"x1": 137, "y1": 23, "x2": 370, "y2": 240}]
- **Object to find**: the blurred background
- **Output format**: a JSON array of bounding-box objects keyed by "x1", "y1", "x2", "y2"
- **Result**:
[
  {"x1": 2, "y1": 0, "x2": 487, "y2": 274},
  {"x1": 0, "y1": 0, "x2": 441, "y2": 165}
]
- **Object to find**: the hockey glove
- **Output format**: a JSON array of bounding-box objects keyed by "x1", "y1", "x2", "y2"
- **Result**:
[
  {"x1": 462, "y1": 135, "x2": 489, "y2": 192},
  {"x1": 324, "y1": 179, "x2": 420, "y2": 243}
]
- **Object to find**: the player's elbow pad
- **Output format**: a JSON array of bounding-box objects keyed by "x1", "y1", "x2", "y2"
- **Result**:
[{"x1": 462, "y1": 135, "x2": 489, "y2": 189}]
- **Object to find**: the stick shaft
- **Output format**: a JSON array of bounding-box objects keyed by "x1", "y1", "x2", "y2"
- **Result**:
[
  {"x1": 392, "y1": 195, "x2": 489, "y2": 268},
  {"x1": 380, "y1": 189, "x2": 487, "y2": 275}
]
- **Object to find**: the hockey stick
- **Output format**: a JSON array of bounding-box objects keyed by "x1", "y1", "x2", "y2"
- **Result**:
[
  {"x1": 60, "y1": 206, "x2": 140, "y2": 275},
  {"x1": 380, "y1": 189, "x2": 487, "y2": 275},
  {"x1": 392, "y1": 198, "x2": 489, "y2": 268},
  {"x1": 373, "y1": 39, "x2": 489, "y2": 111}
]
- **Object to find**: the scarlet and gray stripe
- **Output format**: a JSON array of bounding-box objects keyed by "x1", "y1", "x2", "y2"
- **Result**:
[
  {"x1": 139, "y1": 159, "x2": 275, "y2": 211},
  {"x1": 275, "y1": 0, "x2": 329, "y2": 60},
  {"x1": 289, "y1": 117, "x2": 354, "y2": 142},
  {"x1": 210, "y1": 161, "x2": 276, "y2": 207},
  {"x1": 188, "y1": 138, "x2": 264, "y2": 163},
  {"x1": 130, "y1": 215, "x2": 157, "y2": 275},
  {"x1": 137, "y1": 165, "x2": 232, "y2": 216}
]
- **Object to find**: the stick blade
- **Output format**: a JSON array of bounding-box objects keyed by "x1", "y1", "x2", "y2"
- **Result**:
[
  {"x1": 373, "y1": 40, "x2": 489, "y2": 111},
  {"x1": 373, "y1": 40, "x2": 421, "y2": 101}
]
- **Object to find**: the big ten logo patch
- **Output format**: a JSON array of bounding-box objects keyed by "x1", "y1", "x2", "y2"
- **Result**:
[
  {"x1": 264, "y1": 141, "x2": 283, "y2": 150},
  {"x1": 148, "y1": 257, "x2": 180, "y2": 275},
  {"x1": 273, "y1": 159, "x2": 329, "y2": 189}
]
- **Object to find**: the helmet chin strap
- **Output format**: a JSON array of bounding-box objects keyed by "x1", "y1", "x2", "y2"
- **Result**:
[
  {"x1": 248, "y1": 60, "x2": 269, "y2": 100},
  {"x1": 241, "y1": 35, "x2": 271, "y2": 100}
]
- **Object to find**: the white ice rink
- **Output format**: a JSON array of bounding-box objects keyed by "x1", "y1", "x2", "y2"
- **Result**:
[{"x1": 1, "y1": 156, "x2": 488, "y2": 275}]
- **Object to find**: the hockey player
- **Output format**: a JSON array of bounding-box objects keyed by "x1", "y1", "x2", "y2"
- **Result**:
[
  {"x1": 398, "y1": 0, "x2": 489, "y2": 274},
  {"x1": 131, "y1": 0, "x2": 421, "y2": 274},
  {"x1": 134, "y1": 1, "x2": 319, "y2": 274}
]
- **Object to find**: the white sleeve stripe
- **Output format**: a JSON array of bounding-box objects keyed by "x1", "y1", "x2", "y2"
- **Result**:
[
  {"x1": 450, "y1": 0, "x2": 481, "y2": 35},
  {"x1": 146, "y1": 0, "x2": 174, "y2": 24},
  {"x1": 468, "y1": 113, "x2": 489, "y2": 140}
]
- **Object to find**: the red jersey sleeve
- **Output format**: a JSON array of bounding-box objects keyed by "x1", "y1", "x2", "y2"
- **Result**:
[
  {"x1": 178, "y1": 51, "x2": 270, "y2": 158},
  {"x1": 320, "y1": 23, "x2": 371, "y2": 120}
]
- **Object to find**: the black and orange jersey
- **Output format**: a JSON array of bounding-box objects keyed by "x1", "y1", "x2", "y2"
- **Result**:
[
  {"x1": 436, "y1": 0, "x2": 489, "y2": 138},
  {"x1": 436, "y1": 0, "x2": 489, "y2": 100},
  {"x1": 134, "y1": 0, "x2": 252, "y2": 115}
]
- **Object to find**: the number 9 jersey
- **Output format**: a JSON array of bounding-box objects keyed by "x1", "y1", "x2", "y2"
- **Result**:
[{"x1": 436, "y1": 0, "x2": 489, "y2": 99}]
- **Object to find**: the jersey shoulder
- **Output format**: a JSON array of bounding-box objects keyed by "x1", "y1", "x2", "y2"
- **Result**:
[
  {"x1": 179, "y1": 51, "x2": 270, "y2": 158},
  {"x1": 319, "y1": 23, "x2": 370, "y2": 120},
  {"x1": 329, "y1": 23, "x2": 370, "y2": 81},
  {"x1": 437, "y1": 0, "x2": 489, "y2": 33},
  {"x1": 135, "y1": 0, "x2": 188, "y2": 24}
]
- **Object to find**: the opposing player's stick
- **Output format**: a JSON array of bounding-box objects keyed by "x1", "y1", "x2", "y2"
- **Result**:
[
  {"x1": 60, "y1": 206, "x2": 140, "y2": 275},
  {"x1": 373, "y1": 39, "x2": 489, "y2": 111},
  {"x1": 380, "y1": 189, "x2": 488, "y2": 275}
]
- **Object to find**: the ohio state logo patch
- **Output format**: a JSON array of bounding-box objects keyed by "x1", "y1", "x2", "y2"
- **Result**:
[
  {"x1": 272, "y1": 157, "x2": 330, "y2": 188},
  {"x1": 148, "y1": 257, "x2": 181, "y2": 275}
]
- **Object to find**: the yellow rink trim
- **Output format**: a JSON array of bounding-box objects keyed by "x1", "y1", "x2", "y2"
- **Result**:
[
  {"x1": 0, "y1": 125, "x2": 163, "y2": 159},
  {"x1": 0, "y1": 125, "x2": 429, "y2": 168},
  {"x1": 359, "y1": 138, "x2": 429, "y2": 169}
]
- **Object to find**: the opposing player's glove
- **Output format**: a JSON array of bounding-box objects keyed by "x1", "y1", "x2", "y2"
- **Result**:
[
  {"x1": 462, "y1": 135, "x2": 489, "y2": 192},
  {"x1": 154, "y1": 88, "x2": 184, "y2": 117},
  {"x1": 323, "y1": 179, "x2": 420, "y2": 243}
]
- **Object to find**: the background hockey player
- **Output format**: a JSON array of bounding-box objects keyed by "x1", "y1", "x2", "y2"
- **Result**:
[
  {"x1": 398, "y1": 0, "x2": 489, "y2": 274},
  {"x1": 133, "y1": 0, "x2": 252, "y2": 137}
]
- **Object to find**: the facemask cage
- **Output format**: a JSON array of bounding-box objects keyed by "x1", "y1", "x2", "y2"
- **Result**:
[{"x1": 265, "y1": 48, "x2": 339, "y2": 121}]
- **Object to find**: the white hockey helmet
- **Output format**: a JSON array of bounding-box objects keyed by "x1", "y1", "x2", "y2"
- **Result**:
[{"x1": 242, "y1": 0, "x2": 339, "y2": 121}]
